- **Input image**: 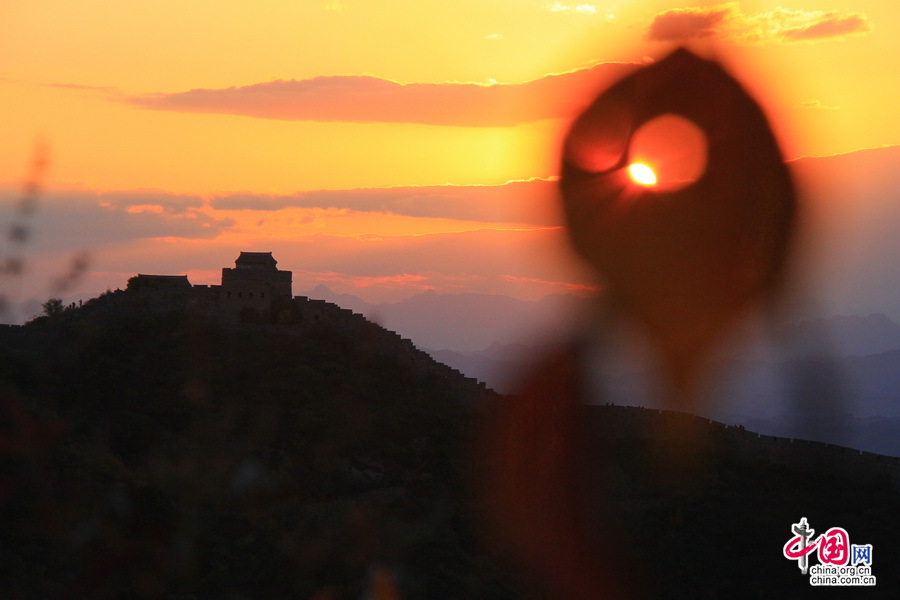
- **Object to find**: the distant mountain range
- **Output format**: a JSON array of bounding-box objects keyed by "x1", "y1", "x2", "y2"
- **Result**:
[
  {"x1": 301, "y1": 283, "x2": 587, "y2": 353},
  {"x1": 774, "y1": 312, "x2": 900, "y2": 357},
  {"x1": 299, "y1": 284, "x2": 900, "y2": 455}
]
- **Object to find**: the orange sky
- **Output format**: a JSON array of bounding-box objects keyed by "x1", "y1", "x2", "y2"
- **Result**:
[{"x1": 1, "y1": 0, "x2": 899, "y2": 319}]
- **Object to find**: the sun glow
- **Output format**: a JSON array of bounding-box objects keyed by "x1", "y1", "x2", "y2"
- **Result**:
[
  {"x1": 628, "y1": 162, "x2": 657, "y2": 186},
  {"x1": 628, "y1": 114, "x2": 708, "y2": 191}
]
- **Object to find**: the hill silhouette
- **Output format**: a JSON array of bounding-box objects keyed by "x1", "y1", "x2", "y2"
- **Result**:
[
  {"x1": 0, "y1": 290, "x2": 507, "y2": 599},
  {"x1": 1, "y1": 290, "x2": 899, "y2": 598},
  {"x1": 575, "y1": 404, "x2": 900, "y2": 597}
]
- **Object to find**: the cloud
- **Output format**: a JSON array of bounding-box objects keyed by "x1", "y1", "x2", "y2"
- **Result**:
[
  {"x1": 300, "y1": 271, "x2": 435, "y2": 295},
  {"x1": 250, "y1": 228, "x2": 579, "y2": 292},
  {"x1": 125, "y1": 62, "x2": 634, "y2": 126},
  {"x1": 0, "y1": 187, "x2": 233, "y2": 253},
  {"x1": 646, "y1": 3, "x2": 873, "y2": 45},
  {"x1": 778, "y1": 11, "x2": 872, "y2": 42},
  {"x1": 546, "y1": 3, "x2": 598, "y2": 14},
  {"x1": 99, "y1": 190, "x2": 204, "y2": 215},
  {"x1": 797, "y1": 100, "x2": 840, "y2": 111},
  {"x1": 211, "y1": 179, "x2": 562, "y2": 226},
  {"x1": 0, "y1": 179, "x2": 580, "y2": 306},
  {"x1": 45, "y1": 82, "x2": 123, "y2": 96},
  {"x1": 646, "y1": 5, "x2": 732, "y2": 41},
  {"x1": 502, "y1": 274, "x2": 599, "y2": 295}
]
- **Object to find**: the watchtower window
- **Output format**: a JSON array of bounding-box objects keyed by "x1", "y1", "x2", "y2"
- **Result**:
[
  {"x1": 238, "y1": 291, "x2": 243, "y2": 298},
  {"x1": 249, "y1": 292, "x2": 254, "y2": 299},
  {"x1": 226, "y1": 291, "x2": 231, "y2": 298},
  {"x1": 260, "y1": 292, "x2": 265, "y2": 298}
]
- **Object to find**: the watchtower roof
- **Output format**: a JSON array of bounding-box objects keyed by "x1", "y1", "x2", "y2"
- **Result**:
[
  {"x1": 234, "y1": 251, "x2": 278, "y2": 269},
  {"x1": 127, "y1": 274, "x2": 192, "y2": 291}
]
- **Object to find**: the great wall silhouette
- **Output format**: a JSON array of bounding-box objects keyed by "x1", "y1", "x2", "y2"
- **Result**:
[
  {"x1": 4, "y1": 251, "x2": 898, "y2": 491},
  {"x1": 1, "y1": 251, "x2": 490, "y2": 398}
]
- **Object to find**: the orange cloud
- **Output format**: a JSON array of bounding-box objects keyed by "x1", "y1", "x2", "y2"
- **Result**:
[
  {"x1": 125, "y1": 204, "x2": 165, "y2": 214},
  {"x1": 545, "y1": 3, "x2": 599, "y2": 15},
  {"x1": 211, "y1": 179, "x2": 561, "y2": 225},
  {"x1": 0, "y1": 186, "x2": 231, "y2": 253},
  {"x1": 797, "y1": 100, "x2": 840, "y2": 111},
  {"x1": 301, "y1": 271, "x2": 434, "y2": 293},
  {"x1": 646, "y1": 5, "x2": 731, "y2": 41},
  {"x1": 269, "y1": 227, "x2": 587, "y2": 303},
  {"x1": 217, "y1": 228, "x2": 573, "y2": 288},
  {"x1": 646, "y1": 3, "x2": 873, "y2": 45},
  {"x1": 100, "y1": 190, "x2": 204, "y2": 215},
  {"x1": 502, "y1": 274, "x2": 599, "y2": 296},
  {"x1": 125, "y1": 63, "x2": 634, "y2": 126},
  {"x1": 779, "y1": 11, "x2": 872, "y2": 42}
]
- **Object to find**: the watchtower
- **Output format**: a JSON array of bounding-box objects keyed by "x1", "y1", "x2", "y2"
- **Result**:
[{"x1": 220, "y1": 252, "x2": 292, "y2": 318}]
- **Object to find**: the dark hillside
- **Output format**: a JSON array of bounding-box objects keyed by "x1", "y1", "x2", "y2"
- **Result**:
[
  {"x1": 580, "y1": 406, "x2": 900, "y2": 597},
  {"x1": 0, "y1": 293, "x2": 506, "y2": 600},
  {"x1": 1, "y1": 293, "x2": 898, "y2": 598}
]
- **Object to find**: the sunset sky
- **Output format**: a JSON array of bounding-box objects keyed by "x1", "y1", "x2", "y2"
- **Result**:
[{"x1": 2, "y1": 0, "x2": 898, "y2": 322}]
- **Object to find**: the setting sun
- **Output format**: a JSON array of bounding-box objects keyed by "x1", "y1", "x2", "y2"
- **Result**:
[{"x1": 628, "y1": 162, "x2": 657, "y2": 186}]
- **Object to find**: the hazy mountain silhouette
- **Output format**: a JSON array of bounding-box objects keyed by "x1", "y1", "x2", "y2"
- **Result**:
[
  {"x1": 428, "y1": 342, "x2": 538, "y2": 396},
  {"x1": 790, "y1": 146, "x2": 900, "y2": 323},
  {"x1": 302, "y1": 283, "x2": 374, "y2": 315},
  {"x1": 301, "y1": 285, "x2": 587, "y2": 353},
  {"x1": 301, "y1": 284, "x2": 900, "y2": 455},
  {"x1": 427, "y1": 312, "x2": 900, "y2": 455},
  {"x1": 774, "y1": 313, "x2": 900, "y2": 357}
]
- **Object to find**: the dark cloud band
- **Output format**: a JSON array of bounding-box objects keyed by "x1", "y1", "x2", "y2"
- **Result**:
[
  {"x1": 211, "y1": 179, "x2": 560, "y2": 225},
  {"x1": 646, "y1": 3, "x2": 873, "y2": 45},
  {"x1": 126, "y1": 63, "x2": 633, "y2": 127}
]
